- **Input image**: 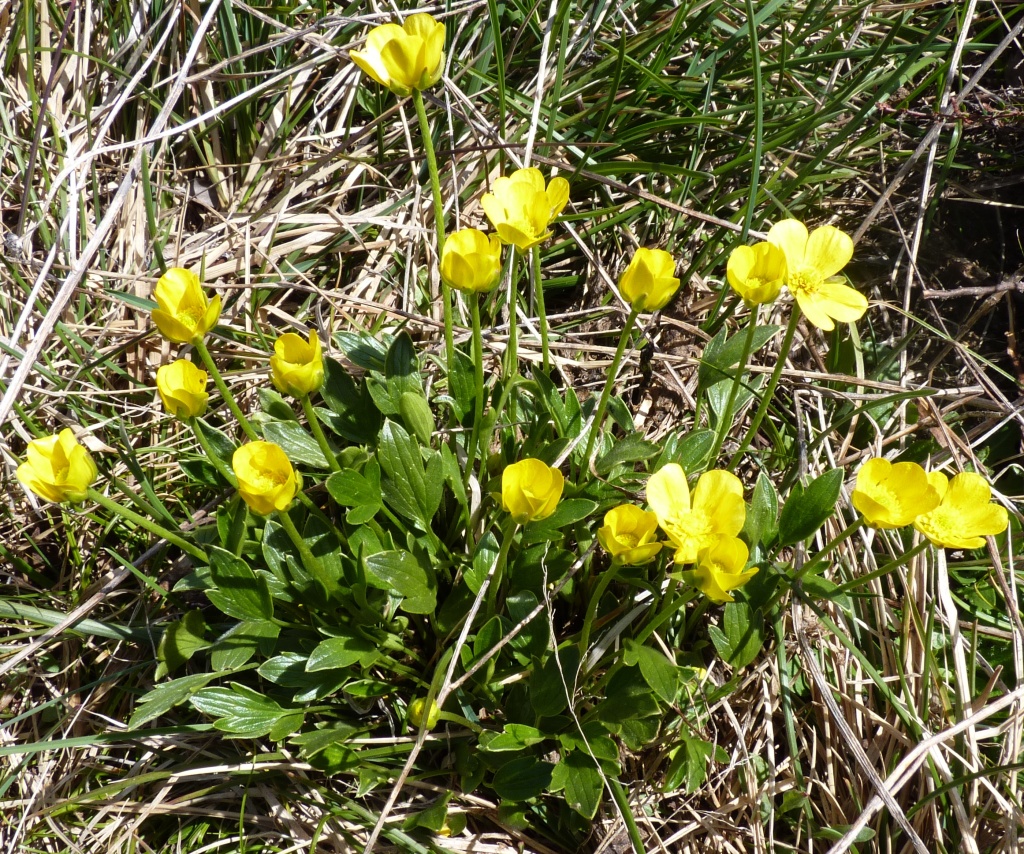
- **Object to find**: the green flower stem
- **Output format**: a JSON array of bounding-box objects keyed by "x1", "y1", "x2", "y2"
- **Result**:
[
  {"x1": 607, "y1": 776, "x2": 647, "y2": 854},
  {"x1": 578, "y1": 561, "x2": 624, "y2": 661},
  {"x1": 484, "y1": 516, "x2": 520, "y2": 616},
  {"x1": 634, "y1": 578, "x2": 698, "y2": 647},
  {"x1": 728, "y1": 309, "x2": 799, "y2": 470},
  {"x1": 582, "y1": 306, "x2": 640, "y2": 468},
  {"x1": 412, "y1": 87, "x2": 453, "y2": 371},
  {"x1": 275, "y1": 506, "x2": 334, "y2": 594},
  {"x1": 503, "y1": 250, "x2": 522, "y2": 385},
  {"x1": 465, "y1": 294, "x2": 486, "y2": 486},
  {"x1": 187, "y1": 417, "x2": 237, "y2": 486},
  {"x1": 300, "y1": 395, "x2": 341, "y2": 473},
  {"x1": 531, "y1": 245, "x2": 550, "y2": 374},
  {"x1": 708, "y1": 304, "x2": 759, "y2": 465},
  {"x1": 192, "y1": 336, "x2": 258, "y2": 441},
  {"x1": 87, "y1": 487, "x2": 208, "y2": 564}
]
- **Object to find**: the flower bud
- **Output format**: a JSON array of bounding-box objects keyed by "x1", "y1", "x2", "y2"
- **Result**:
[
  {"x1": 156, "y1": 359, "x2": 209, "y2": 420},
  {"x1": 350, "y1": 13, "x2": 445, "y2": 97},
  {"x1": 618, "y1": 248, "x2": 680, "y2": 312},
  {"x1": 597, "y1": 504, "x2": 662, "y2": 565},
  {"x1": 726, "y1": 242, "x2": 786, "y2": 306},
  {"x1": 440, "y1": 228, "x2": 502, "y2": 293},
  {"x1": 270, "y1": 330, "x2": 324, "y2": 398},
  {"x1": 408, "y1": 697, "x2": 440, "y2": 729},
  {"x1": 16, "y1": 428, "x2": 98, "y2": 504},
  {"x1": 151, "y1": 268, "x2": 221, "y2": 344},
  {"x1": 232, "y1": 441, "x2": 300, "y2": 515},
  {"x1": 501, "y1": 458, "x2": 564, "y2": 524}
]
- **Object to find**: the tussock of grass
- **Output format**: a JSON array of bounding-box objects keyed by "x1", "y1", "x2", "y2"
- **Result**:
[{"x1": 2, "y1": 2, "x2": 1023, "y2": 852}]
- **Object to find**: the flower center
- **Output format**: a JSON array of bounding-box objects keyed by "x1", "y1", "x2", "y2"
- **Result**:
[
  {"x1": 251, "y1": 469, "x2": 286, "y2": 491},
  {"x1": 617, "y1": 532, "x2": 640, "y2": 549},
  {"x1": 788, "y1": 265, "x2": 822, "y2": 297}
]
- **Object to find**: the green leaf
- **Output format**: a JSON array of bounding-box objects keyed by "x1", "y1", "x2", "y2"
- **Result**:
[
  {"x1": 207, "y1": 548, "x2": 273, "y2": 621},
  {"x1": 662, "y1": 732, "x2": 715, "y2": 793},
  {"x1": 262, "y1": 419, "x2": 330, "y2": 469},
  {"x1": 363, "y1": 550, "x2": 437, "y2": 614},
  {"x1": 698, "y1": 325, "x2": 780, "y2": 387},
  {"x1": 129, "y1": 672, "x2": 220, "y2": 728},
  {"x1": 319, "y1": 358, "x2": 382, "y2": 443},
  {"x1": 259, "y1": 388, "x2": 298, "y2": 421},
  {"x1": 778, "y1": 468, "x2": 843, "y2": 546},
  {"x1": 674, "y1": 429, "x2": 716, "y2": 473},
  {"x1": 194, "y1": 417, "x2": 237, "y2": 469},
  {"x1": 156, "y1": 610, "x2": 208, "y2": 680},
  {"x1": 522, "y1": 499, "x2": 598, "y2": 543},
  {"x1": 334, "y1": 331, "x2": 388, "y2": 372},
  {"x1": 558, "y1": 725, "x2": 619, "y2": 767},
  {"x1": 258, "y1": 653, "x2": 350, "y2": 702},
  {"x1": 447, "y1": 348, "x2": 475, "y2": 421},
  {"x1": 306, "y1": 634, "x2": 380, "y2": 671},
  {"x1": 506, "y1": 590, "x2": 547, "y2": 659},
  {"x1": 491, "y1": 756, "x2": 554, "y2": 802},
  {"x1": 399, "y1": 391, "x2": 435, "y2": 447},
  {"x1": 596, "y1": 666, "x2": 661, "y2": 725},
  {"x1": 378, "y1": 420, "x2": 431, "y2": 526},
  {"x1": 623, "y1": 639, "x2": 679, "y2": 705},
  {"x1": 595, "y1": 434, "x2": 661, "y2": 474},
  {"x1": 708, "y1": 601, "x2": 764, "y2": 668},
  {"x1": 210, "y1": 620, "x2": 279, "y2": 672},
  {"x1": 466, "y1": 531, "x2": 499, "y2": 595},
  {"x1": 385, "y1": 331, "x2": 422, "y2": 399},
  {"x1": 326, "y1": 468, "x2": 383, "y2": 525},
  {"x1": 481, "y1": 724, "x2": 546, "y2": 752},
  {"x1": 743, "y1": 471, "x2": 779, "y2": 548},
  {"x1": 531, "y1": 645, "x2": 579, "y2": 717},
  {"x1": 190, "y1": 683, "x2": 296, "y2": 738},
  {"x1": 549, "y1": 752, "x2": 603, "y2": 819}
]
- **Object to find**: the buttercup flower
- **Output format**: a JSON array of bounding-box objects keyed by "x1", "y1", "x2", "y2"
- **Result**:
[
  {"x1": 914, "y1": 471, "x2": 1009, "y2": 549},
  {"x1": 502, "y1": 458, "x2": 564, "y2": 524},
  {"x1": 851, "y1": 458, "x2": 939, "y2": 529},
  {"x1": 270, "y1": 330, "x2": 324, "y2": 398},
  {"x1": 151, "y1": 267, "x2": 222, "y2": 344},
  {"x1": 646, "y1": 464, "x2": 746, "y2": 564},
  {"x1": 686, "y1": 535, "x2": 758, "y2": 604},
  {"x1": 727, "y1": 241, "x2": 787, "y2": 306},
  {"x1": 598, "y1": 504, "x2": 663, "y2": 565},
  {"x1": 618, "y1": 248, "x2": 680, "y2": 312},
  {"x1": 408, "y1": 697, "x2": 440, "y2": 729},
  {"x1": 16, "y1": 428, "x2": 98, "y2": 504},
  {"x1": 440, "y1": 228, "x2": 502, "y2": 293},
  {"x1": 480, "y1": 168, "x2": 570, "y2": 251},
  {"x1": 350, "y1": 13, "x2": 445, "y2": 97},
  {"x1": 767, "y1": 219, "x2": 867, "y2": 331},
  {"x1": 156, "y1": 359, "x2": 209, "y2": 420},
  {"x1": 233, "y1": 442, "x2": 300, "y2": 515}
]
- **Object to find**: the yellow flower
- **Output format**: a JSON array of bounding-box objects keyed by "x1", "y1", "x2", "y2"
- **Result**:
[
  {"x1": 232, "y1": 442, "x2": 300, "y2": 515},
  {"x1": 151, "y1": 267, "x2": 222, "y2": 344},
  {"x1": 726, "y1": 241, "x2": 786, "y2": 306},
  {"x1": 646, "y1": 464, "x2": 746, "y2": 564},
  {"x1": 350, "y1": 13, "x2": 445, "y2": 97},
  {"x1": 270, "y1": 330, "x2": 324, "y2": 398},
  {"x1": 597, "y1": 504, "x2": 663, "y2": 565},
  {"x1": 480, "y1": 168, "x2": 570, "y2": 251},
  {"x1": 16, "y1": 428, "x2": 98, "y2": 504},
  {"x1": 156, "y1": 359, "x2": 209, "y2": 420},
  {"x1": 686, "y1": 535, "x2": 758, "y2": 604},
  {"x1": 851, "y1": 458, "x2": 940, "y2": 529},
  {"x1": 618, "y1": 248, "x2": 680, "y2": 312},
  {"x1": 502, "y1": 458, "x2": 564, "y2": 524},
  {"x1": 767, "y1": 219, "x2": 867, "y2": 331},
  {"x1": 440, "y1": 228, "x2": 503, "y2": 293},
  {"x1": 914, "y1": 471, "x2": 1009, "y2": 549},
  {"x1": 408, "y1": 697, "x2": 440, "y2": 729}
]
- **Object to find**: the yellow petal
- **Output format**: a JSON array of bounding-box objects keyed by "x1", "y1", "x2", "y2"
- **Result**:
[
  {"x1": 646, "y1": 463, "x2": 691, "y2": 525},
  {"x1": 766, "y1": 219, "x2": 808, "y2": 269},
  {"x1": 805, "y1": 225, "x2": 854, "y2": 279},
  {"x1": 546, "y1": 177, "x2": 570, "y2": 217},
  {"x1": 814, "y1": 280, "x2": 868, "y2": 323}
]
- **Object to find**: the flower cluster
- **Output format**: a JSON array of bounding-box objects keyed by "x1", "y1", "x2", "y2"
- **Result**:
[
  {"x1": 727, "y1": 219, "x2": 868, "y2": 330},
  {"x1": 852, "y1": 457, "x2": 1007, "y2": 549}
]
